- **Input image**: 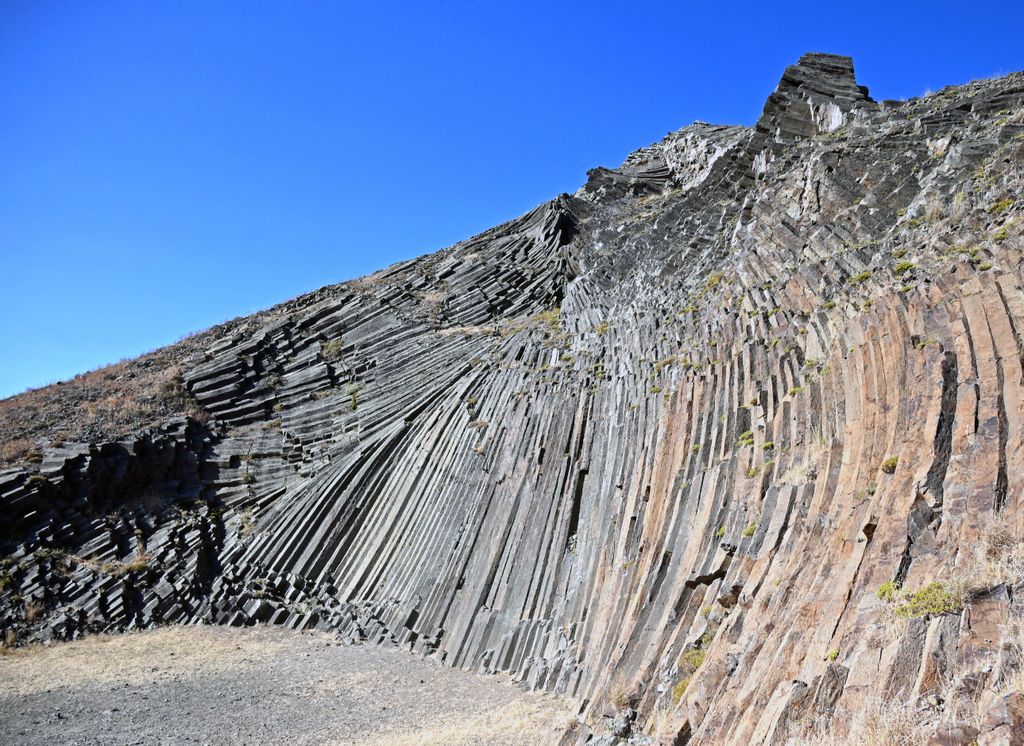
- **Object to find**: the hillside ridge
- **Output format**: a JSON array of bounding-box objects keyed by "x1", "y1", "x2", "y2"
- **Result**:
[{"x1": 3, "y1": 53, "x2": 1024, "y2": 744}]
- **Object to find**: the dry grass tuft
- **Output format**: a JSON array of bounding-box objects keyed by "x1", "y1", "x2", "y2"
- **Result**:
[
  {"x1": 364, "y1": 698, "x2": 573, "y2": 746},
  {"x1": 24, "y1": 600, "x2": 45, "y2": 623},
  {"x1": 0, "y1": 438, "x2": 35, "y2": 467},
  {"x1": 787, "y1": 695, "x2": 936, "y2": 745},
  {"x1": 951, "y1": 522, "x2": 1024, "y2": 596}
]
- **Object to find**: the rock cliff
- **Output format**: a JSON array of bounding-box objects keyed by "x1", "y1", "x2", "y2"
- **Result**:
[{"x1": 2, "y1": 53, "x2": 1024, "y2": 744}]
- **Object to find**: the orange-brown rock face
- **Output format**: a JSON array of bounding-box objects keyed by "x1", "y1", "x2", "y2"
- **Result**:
[{"x1": 2, "y1": 54, "x2": 1024, "y2": 744}]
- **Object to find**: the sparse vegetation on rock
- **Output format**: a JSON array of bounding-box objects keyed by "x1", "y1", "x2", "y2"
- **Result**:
[{"x1": 2, "y1": 52, "x2": 1024, "y2": 746}]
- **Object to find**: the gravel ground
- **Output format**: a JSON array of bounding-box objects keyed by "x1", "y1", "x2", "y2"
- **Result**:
[{"x1": 0, "y1": 625, "x2": 574, "y2": 745}]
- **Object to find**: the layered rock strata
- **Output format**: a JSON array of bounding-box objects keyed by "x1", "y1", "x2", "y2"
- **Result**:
[{"x1": 2, "y1": 53, "x2": 1024, "y2": 743}]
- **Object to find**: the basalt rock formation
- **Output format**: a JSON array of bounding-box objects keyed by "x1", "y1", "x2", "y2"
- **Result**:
[{"x1": 3, "y1": 53, "x2": 1024, "y2": 744}]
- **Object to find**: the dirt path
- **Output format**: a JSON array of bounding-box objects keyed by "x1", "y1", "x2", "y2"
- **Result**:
[{"x1": 0, "y1": 625, "x2": 574, "y2": 745}]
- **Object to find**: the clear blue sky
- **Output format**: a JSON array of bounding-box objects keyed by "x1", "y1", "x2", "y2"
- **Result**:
[{"x1": 2, "y1": 1, "x2": 1022, "y2": 399}]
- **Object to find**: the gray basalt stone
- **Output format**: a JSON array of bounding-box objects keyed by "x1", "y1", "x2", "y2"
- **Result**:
[{"x1": 3, "y1": 53, "x2": 1024, "y2": 743}]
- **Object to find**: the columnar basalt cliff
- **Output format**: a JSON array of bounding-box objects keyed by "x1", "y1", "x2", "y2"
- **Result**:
[{"x1": 3, "y1": 54, "x2": 1024, "y2": 743}]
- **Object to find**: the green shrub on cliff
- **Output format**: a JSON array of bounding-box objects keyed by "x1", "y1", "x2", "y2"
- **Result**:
[
  {"x1": 875, "y1": 580, "x2": 960, "y2": 618},
  {"x1": 876, "y1": 580, "x2": 899, "y2": 602},
  {"x1": 893, "y1": 582, "x2": 960, "y2": 618}
]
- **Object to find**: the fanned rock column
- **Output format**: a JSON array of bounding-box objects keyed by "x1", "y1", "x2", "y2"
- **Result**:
[{"x1": 2, "y1": 53, "x2": 1024, "y2": 744}]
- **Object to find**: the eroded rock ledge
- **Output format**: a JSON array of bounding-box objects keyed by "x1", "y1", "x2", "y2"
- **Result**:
[{"x1": 3, "y1": 53, "x2": 1024, "y2": 744}]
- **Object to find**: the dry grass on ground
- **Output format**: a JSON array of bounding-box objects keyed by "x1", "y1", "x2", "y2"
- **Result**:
[
  {"x1": 0, "y1": 625, "x2": 298, "y2": 696},
  {"x1": 0, "y1": 625, "x2": 574, "y2": 746}
]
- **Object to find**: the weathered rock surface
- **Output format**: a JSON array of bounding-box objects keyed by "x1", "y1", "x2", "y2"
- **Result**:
[{"x1": 2, "y1": 53, "x2": 1024, "y2": 743}]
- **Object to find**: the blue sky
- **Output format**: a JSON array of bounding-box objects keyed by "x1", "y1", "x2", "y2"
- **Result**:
[{"x1": 2, "y1": 1, "x2": 1022, "y2": 399}]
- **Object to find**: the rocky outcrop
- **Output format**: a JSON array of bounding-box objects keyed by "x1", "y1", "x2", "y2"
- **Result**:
[
  {"x1": 756, "y1": 52, "x2": 874, "y2": 140},
  {"x1": 2, "y1": 53, "x2": 1024, "y2": 743}
]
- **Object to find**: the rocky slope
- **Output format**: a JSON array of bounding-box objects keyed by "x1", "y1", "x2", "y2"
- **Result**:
[{"x1": 2, "y1": 53, "x2": 1024, "y2": 744}]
